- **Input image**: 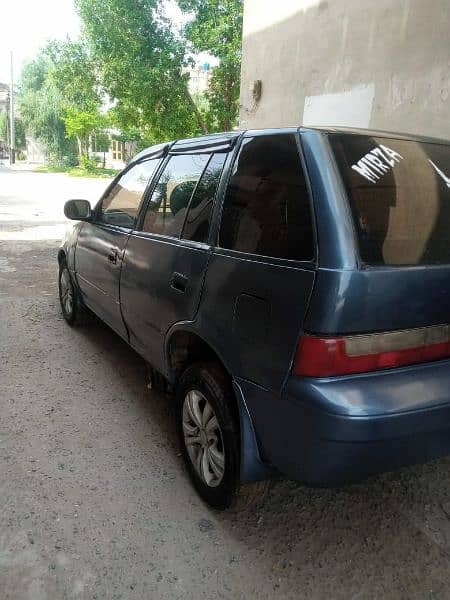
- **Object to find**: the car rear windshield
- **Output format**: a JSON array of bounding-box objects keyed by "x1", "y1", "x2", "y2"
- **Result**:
[{"x1": 330, "y1": 133, "x2": 450, "y2": 266}]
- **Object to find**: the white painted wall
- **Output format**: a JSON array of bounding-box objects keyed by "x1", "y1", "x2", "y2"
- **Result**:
[{"x1": 303, "y1": 84, "x2": 375, "y2": 128}]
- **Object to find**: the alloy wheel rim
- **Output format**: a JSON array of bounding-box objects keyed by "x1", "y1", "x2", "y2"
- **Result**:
[
  {"x1": 60, "y1": 268, "x2": 73, "y2": 316},
  {"x1": 182, "y1": 389, "x2": 225, "y2": 488}
]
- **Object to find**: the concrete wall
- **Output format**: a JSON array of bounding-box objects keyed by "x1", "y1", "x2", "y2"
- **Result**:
[{"x1": 239, "y1": 0, "x2": 450, "y2": 139}]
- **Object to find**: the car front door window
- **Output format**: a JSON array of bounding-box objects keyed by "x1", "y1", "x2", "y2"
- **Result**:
[{"x1": 100, "y1": 159, "x2": 160, "y2": 229}]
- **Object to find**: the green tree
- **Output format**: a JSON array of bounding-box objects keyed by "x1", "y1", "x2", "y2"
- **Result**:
[
  {"x1": 64, "y1": 107, "x2": 103, "y2": 158},
  {"x1": 18, "y1": 49, "x2": 75, "y2": 164},
  {"x1": 0, "y1": 112, "x2": 6, "y2": 143},
  {"x1": 19, "y1": 40, "x2": 103, "y2": 164},
  {"x1": 47, "y1": 40, "x2": 100, "y2": 113},
  {"x1": 178, "y1": 0, "x2": 243, "y2": 130},
  {"x1": 0, "y1": 113, "x2": 25, "y2": 149},
  {"x1": 48, "y1": 40, "x2": 103, "y2": 161},
  {"x1": 14, "y1": 118, "x2": 26, "y2": 150},
  {"x1": 76, "y1": 0, "x2": 208, "y2": 140}
]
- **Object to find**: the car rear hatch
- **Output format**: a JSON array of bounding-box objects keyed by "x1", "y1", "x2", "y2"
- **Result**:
[{"x1": 301, "y1": 131, "x2": 450, "y2": 376}]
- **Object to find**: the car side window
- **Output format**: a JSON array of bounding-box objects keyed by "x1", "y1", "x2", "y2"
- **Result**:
[
  {"x1": 181, "y1": 153, "x2": 227, "y2": 243},
  {"x1": 219, "y1": 134, "x2": 314, "y2": 261},
  {"x1": 142, "y1": 153, "x2": 210, "y2": 237},
  {"x1": 100, "y1": 159, "x2": 160, "y2": 229}
]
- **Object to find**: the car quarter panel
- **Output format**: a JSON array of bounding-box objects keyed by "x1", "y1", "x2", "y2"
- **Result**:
[
  {"x1": 300, "y1": 129, "x2": 358, "y2": 270},
  {"x1": 196, "y1": 252, "x2": 316, "y2": 392}
]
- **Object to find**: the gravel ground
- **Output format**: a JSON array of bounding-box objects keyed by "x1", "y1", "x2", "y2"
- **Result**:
[{"x1": 2, "y1": 167, "x2": 450, "y2": 599}]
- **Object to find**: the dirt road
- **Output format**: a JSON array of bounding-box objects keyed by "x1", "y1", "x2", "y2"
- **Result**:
[{"x1": 2, "y1": 166, "x2": 450, "y2": 599}]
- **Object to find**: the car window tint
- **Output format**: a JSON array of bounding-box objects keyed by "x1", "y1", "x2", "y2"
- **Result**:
[
  {"x1": 181, "y1": 153, "x2": 226, "y2": 243},
  {"x1": 101, "y1": 159, "x2": 159, "y2": 228},
  {"x1": 219, "y1": 134, "x2": 314, "y2": 261},
  {"x1": 142, "y1": 154, "x2": 210, "y2": 237},
  {"x1": 330, "y1": 134, "x2": 450, "y2": 266}
]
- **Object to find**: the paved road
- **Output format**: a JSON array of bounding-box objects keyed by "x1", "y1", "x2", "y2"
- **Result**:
[
  {"x1": 0, "y1": 163, "x2": 110, "y2": 241},
  {"x1": 2, "y1": 165, "x2": 450, "y2": 599}
]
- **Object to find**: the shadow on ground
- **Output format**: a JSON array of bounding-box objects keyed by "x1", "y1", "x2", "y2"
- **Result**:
[{"x1": 80, "y1": 315, "x2": 450, "y2": 598}]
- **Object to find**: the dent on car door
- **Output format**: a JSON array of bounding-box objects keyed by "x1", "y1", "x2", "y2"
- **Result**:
[
  {"x1": 74, "y1": 158, "x2": 161, "y2": 337},
  {"x1": 120, "y1": 152, "x2": 227, "y2": 373}
]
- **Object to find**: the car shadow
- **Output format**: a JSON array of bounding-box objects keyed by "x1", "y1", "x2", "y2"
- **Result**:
[
  {"x1": 76, "y1": 316, "x2": 450, "y2": 597},
  {"x1": 76, "y1": 314, "x2": 178, "y2": 442}
]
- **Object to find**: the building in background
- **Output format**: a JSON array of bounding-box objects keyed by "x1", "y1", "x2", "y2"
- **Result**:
[
  {"x1": 91, "y1": 129, "x2": 137, "y2": 169},
  {"x1": 182, "y1": 63, "x2": 212, "y2": 95},
  {"x1": 239, "y1": 0, "x2": 450, "y2": 139}
]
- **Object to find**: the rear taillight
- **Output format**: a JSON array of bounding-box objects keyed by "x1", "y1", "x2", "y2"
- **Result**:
[{"x1": 294, "y1": 325, "x2": 450, "y2": 377}]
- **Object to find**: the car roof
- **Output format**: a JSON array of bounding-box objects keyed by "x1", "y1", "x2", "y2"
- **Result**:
[
  {"x1": 130, "y1": 131, "x2": 242, "y2": 164},
  {"x1": 299, "y1": 125, "x2": 450, "y2": 146},
  {"x1": 130, "y1": 125, "x2": 450, "y2": 164}
]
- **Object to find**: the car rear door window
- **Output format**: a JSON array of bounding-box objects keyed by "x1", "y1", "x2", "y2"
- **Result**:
[
  {"x1": 100, "y1": 159, "x2": 160, "y2": 228},
  {"x1": 142, "y1": 154, "x2": 210, "y2": 237},
  {"x1": 181, "y1": 153, "x2": 227, "y2": 243},
  {"x1": 219, "y1": 134, "x2": 314, "y2": 261}
]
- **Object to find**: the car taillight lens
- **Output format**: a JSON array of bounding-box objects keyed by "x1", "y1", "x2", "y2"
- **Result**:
[{"x1": 294, "y1": 325, "x2": 450, "y2": 377}]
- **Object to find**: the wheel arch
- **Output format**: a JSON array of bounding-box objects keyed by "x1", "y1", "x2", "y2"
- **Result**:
[
  {"x1": 165, "y1": 325, "x2": 231, "y2": 386},
  {"x1": 166, "y1": 324, "x2": 274, "y2": 482}
]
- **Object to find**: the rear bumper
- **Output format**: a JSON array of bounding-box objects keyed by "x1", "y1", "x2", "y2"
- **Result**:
[{"x1": 239, "y1": 360, "x2": 450, "y2": 485}]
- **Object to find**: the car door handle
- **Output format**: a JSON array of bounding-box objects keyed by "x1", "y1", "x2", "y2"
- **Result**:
[
  {"x1": 108, "y1": 248, "x2": 118, "y2": 264},
  {"x1": 171, "y1": 272, "x2": 188, "y2": 293}
]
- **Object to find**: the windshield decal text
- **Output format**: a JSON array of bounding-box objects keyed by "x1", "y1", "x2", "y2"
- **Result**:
[
  {"x1": 429, "y1": 159, "x2": 450, "y2": 188},
  {"x1": 351, "y1": 145, "x2": 404, "y2": 183}
]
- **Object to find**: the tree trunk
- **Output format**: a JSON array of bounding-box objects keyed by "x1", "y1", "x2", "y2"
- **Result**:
[
  {"x1": 221, "y1": 72, "x2": 234, "y2": 132},
  {"x1": 183, "y1": 84, "x2": 208, "y2": 135},
  {"x1": 76, "y1": 137, "x2": 83, "y2": 161}
]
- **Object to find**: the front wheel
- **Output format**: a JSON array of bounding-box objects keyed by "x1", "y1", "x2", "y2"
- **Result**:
[
  {"x1": 58, "y1": 261, "x2": 88, "y2": 326},
  {"x1": 176, "y1": 362, "x2": 269, "y2": 510}
]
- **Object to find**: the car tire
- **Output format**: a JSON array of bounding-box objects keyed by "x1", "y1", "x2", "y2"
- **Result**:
[
  {"x1": 58, "y1": 260, "x2": 88, "y2": 326},
  {"x1": 176, "y1": 362, "x2": 270, "y2": 510}
]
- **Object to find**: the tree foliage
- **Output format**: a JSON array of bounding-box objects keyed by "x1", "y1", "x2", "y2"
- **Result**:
[
  {"x1": 0, "y1": 112, "x2": 5, "y2": 143},
  {"x1": 64, "y1": 107, "x2": 103, "y2": 158},
  {"x1": 49, "y1": 41, "x2": 103, "y2": 159},
  {"x1": 18, "y1": 49, "x2": 75, "y2": 163},
  {"x1": 178, "y1": 0, "x2": 243, "y2": 130},
  {"x1": 19, "y1": 0, "x2": 243, "y2": 163},
  {"x1": 47, "y1": 40, "x2": 100, "y2": 112},
  {"x1": 75, "y1": 0, "x2": 207, "y2": 140},
  {"x1": 0, "y1": 113, "x2": 25, "y2": 149},
  {"x1": 18, "y1": 40, "x2": 103, "y2": 163}
]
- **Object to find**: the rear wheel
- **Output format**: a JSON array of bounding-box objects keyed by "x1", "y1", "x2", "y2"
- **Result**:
[
  {"x1": 176, "y1": 362, "x2": 269, "y2": 510},
  {"x1": 58, "y1": 261, "x2": 88, "y2": 326}
]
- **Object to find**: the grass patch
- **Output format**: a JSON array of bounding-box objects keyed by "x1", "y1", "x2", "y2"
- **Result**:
[
  {"x1": 67, "y1": 166, "x2": 119, "y2": 178},
  {"x1": 34, "y1": 165, "x2": 119, "y2": 178},
  {"x1": 35, "y1": 165, "x2": 67, "y2": 173}
]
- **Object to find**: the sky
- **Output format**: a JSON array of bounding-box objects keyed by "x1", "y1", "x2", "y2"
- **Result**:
[
  {"x1": 0, "y1": 0, "x2": 194, "y2": 85},
  {"x1": 0, "y1": 0, "x2": 81, "y2": 84}
]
